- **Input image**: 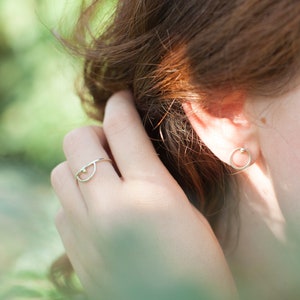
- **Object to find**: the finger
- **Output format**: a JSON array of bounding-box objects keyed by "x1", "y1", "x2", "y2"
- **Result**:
[
  {"x1": 54, "y1": 210, "x2": 94, "y2": 290},
  {"x1": 103, "y1": 90, "x2": 165, "y2": 179},
  {"x1": 63, "y1": 126, "x2": 121, "y2": 209},
  {"x1": 63, "y1": 125, "x2": 119, "y2": 181},
  {"x1": 51, "y1": 162, "x2": 87, "y2": 220},
  {"x1": 55, "y1": 209, "x2": 107, "y2": 295}
]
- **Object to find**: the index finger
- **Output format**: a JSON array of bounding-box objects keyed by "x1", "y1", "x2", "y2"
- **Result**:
[{"x1": 103, "y1": 91, "x2": 166, "y2": 179}]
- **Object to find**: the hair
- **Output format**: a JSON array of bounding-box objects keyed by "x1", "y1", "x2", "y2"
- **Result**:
[
  {"x1": 51, "y1": 0, "x2": 300, "y2": 293},
  {"x1": 72, "y1": 0, "x2": 300, "y2": 225}
]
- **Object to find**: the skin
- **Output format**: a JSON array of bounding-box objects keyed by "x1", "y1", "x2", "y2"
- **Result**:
[
  {"x1": 51, "y1": 91, "x2": 236, "y2": 299},
  {"x1": 52, "y1": 81, "x2": 300, "y2": 298},
  {"x1": 225, "y1": 84, "x2": 300, "y2": 297},
  {"x1": 249, "y1": 84, "x2": 300, "y2": 224}
]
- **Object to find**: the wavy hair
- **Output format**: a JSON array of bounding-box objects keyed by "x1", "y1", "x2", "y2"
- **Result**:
[{"x1": 51, "y1": 0, "x2": 300, "y2": 293}]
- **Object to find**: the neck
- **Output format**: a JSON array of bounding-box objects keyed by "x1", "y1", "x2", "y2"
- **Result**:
[
  {"x1": 237, "y1": 163, "x2": 286, "y2": 242},
  {"x1": 225, "y1": 164, "x2": 299, "y2": 298}
]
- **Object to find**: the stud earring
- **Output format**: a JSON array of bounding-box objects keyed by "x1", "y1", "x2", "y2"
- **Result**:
[{"x1": 229, "y1": 147, "x2": 252, "y2": 171}]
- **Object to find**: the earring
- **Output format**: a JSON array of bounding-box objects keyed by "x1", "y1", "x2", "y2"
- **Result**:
[{"x1": 229, "y1": 147, "x2": 252, "y2": 171}]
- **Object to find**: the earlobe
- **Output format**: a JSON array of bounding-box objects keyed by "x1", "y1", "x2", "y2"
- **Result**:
[
  {"x1": 229, "y1": 147, "x2": 252, "y2": 171},
  {"x1": 182, "y1": 95, "x2": 260, "y2": 169}
]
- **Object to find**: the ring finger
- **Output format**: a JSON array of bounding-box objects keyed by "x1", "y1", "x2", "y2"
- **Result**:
[{"x1": 63, "y1": 126, "x2": 120, "y2": 208}]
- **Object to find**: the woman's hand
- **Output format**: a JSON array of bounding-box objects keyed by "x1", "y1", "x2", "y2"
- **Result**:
[{"x1": 51, "y1": 91, "x2": 236, "y2": 299}]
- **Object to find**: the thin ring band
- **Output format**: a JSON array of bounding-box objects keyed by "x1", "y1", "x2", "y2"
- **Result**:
[{"x1": 75, "y1": 158, "x2": 112, "y2": 182}]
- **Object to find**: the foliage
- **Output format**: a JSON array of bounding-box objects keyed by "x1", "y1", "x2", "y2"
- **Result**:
[
  {"x1": 0, "y1": 0, "x2": 89, "y2": 171},
  {"x1": 0, "y1": 1, "x2": 88, "y2": 298},
  {"x1": 2, "y1": 1, "x2": 300, "y2": 299}
]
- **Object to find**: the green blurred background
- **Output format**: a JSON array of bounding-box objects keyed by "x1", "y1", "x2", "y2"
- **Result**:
[
  {"x1": 0, "y1": 0, "x2": 90, "y2": 298},
  {"x1": 2, "y1": 1, "x2": 300, "y2": 299}
]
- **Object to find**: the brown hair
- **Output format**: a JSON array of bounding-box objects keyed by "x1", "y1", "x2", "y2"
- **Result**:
[
  {"x1": 73, "y1": 0, "x2": 300, "y2": 223},
  {"x1": 51, "y1": 0, "x2": 300, "y2": 293}
]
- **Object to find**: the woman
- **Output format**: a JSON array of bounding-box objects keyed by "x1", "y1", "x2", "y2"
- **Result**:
[{"x1": 51, "y1": 0, "x2": 300, "y2": 298}]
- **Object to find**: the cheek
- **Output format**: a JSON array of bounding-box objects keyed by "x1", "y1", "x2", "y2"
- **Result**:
[
  {"x1": 259, "y1": 98, "x2": 300, "y2": 178},
  {"x1": 261, "y1": 122, "x2": 300, "y2": 180},
  {"x1": 252, "y1": 83, "x2": 300, "y2": 220}
]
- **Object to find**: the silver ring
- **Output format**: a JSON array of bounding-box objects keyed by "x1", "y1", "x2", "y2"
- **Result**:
[
  {"x1": 75, "y1": 158, "x2": 112, "y2": 182},
  {"x1": 229, "y1": 147, "x2": 252, "y2": 171}
]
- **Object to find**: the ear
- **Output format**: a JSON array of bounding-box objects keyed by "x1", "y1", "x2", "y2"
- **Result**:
[{"x1": 182, "y1": 92, "x2": 260, "y2": 168}]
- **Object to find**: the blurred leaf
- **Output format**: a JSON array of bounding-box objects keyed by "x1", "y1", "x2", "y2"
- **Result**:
[{"x1": 0, "y1": 0, "x2": 94, "y2": 170}]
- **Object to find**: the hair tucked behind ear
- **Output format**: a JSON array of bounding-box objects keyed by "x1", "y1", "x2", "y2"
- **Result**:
[{"x1": 51, "y1": 0, "x2": 300, "y2": 293}]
